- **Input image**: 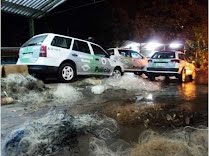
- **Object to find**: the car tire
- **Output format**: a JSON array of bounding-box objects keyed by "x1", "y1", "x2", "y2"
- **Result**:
[
  {"x1": 148, "y1": 75, "x2": 155, "y2": 81},
  {"x1": 178, "y1": 69, "x2": 186, "y2": 83},
  {"x1": 190, "y1": 70, "x2": 196, "y2": 81},
  {"x1": 113, "y1": 67, "x2": 123, "y2": 78},
  {"x1": 58, "y1": 63, "x2": 76, "y2": 83},
  {"x1": 164, "y1": 76, "x2": 170, "y2": 82},
  {"x1": 134, "y1": 71, "x2": 143, "y2": 76}
]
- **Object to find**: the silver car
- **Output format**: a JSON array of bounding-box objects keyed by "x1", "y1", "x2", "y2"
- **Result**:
[{"x1": 107, "y1": 48, "x2": 148, "y2": 75}]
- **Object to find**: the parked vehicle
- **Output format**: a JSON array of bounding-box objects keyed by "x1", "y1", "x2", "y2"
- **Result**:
[
  {"x1": 16, "y1": 33, "x2": 124, "y2": 82},
  {"x1": 146, "y1": 50, "x2": 196, "y2": 82},
  {"x1": 107, "y1": 48, "x2": 148, "y2": 75}
]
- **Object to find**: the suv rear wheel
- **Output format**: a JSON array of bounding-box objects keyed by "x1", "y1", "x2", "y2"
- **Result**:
[
  {"x1": 134, "y1": 71, "x2": 143, "y2": 76},
  {"x1": 58, "y1": 63, "x2": 76, "y2": 82},
  {"x1": 190, "y1": 70, "x2": 196, "y2": 81},
  {"x1": 148, "y1": 75, "x2": 155, "y2": 81},
  {"x1": 179, "y1": 69, "x2": 186, "y2": 83}
]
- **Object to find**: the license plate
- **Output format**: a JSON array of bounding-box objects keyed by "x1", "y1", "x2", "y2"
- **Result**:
[
  {"x1": 23, "y1": 53, "x2": 33, "y2": 58},
  {"x1": 155, "y1": 63, "x2": 165, "y2": 67}
]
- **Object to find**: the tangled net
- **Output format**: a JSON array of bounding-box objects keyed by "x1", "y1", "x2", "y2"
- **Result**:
[
  {"x1": 1, "y1": 74, "x2": 46, "y2": 98},
  {"x1": 3, "y1": 108, "x2": 118, "y2": 156},
  {"x1": 131, "y1": 127, "x2": 208, "y2": 156}
]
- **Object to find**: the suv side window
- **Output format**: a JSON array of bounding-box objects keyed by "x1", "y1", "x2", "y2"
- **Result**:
[
  {"x1": 51, "y1": 36, "x2": 72, "y2": 49},
  {"x1": 91, "y1": 44, "x2": 109, "y2": 58},
  {"x1": 179, "y1": 54, "x2": 185, "y2": 60},
  {"x1": 72, "y1": 40, "x2": 91, "y2": 54},
  {"x1": 131, "y1": 51, "x2": 143, "y2": 59},
  {"x1": 118, "y1": 50, "x2": 131, "y2": 57}
]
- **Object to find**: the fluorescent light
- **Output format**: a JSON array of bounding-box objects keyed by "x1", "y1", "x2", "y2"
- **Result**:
[
  {"x1": 145, "y1": 42, "x2": 163, "y2": 50},
  {"x1": 169, "y1": 43, "x2": 182, "y2": 49}
]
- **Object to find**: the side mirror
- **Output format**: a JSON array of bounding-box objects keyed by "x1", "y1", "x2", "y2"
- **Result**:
[{"x1": 105, "y1": 54, "x2": 110, "y2": 58}]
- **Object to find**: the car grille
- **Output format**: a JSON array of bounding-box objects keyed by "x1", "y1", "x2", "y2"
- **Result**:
[{"x1": 147, "y1": 68, "x2": 178, "y2": 72}]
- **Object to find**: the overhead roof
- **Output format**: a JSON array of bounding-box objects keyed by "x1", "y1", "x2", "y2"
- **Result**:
[{"x1": 1, "y1": 0, "x2": 66, "y2": 19}]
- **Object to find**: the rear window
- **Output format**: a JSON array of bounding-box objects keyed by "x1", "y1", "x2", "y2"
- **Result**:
[
  {"x1": 22, "y1": 35, "x2": 47, "y2": 47},
  {"x1": 51, "y1": 36, "x2": 72, "y2": 49},
  {"x1": 151, "y1": 52, "x2": 175, "y2": 59}
]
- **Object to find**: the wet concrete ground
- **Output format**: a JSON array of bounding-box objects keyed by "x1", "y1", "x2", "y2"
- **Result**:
[{"x1": 1, "y1": 74, "x2": 208, "y2": 155}]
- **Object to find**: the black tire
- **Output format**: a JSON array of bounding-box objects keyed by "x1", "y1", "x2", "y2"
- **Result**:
[
  {"x1": 113, "y1": 67, "x2": 123, "y2": 78},
  {"x1": 178, "y1": 69, "x2": 186, "y2": 83},
  {"x1": 190, "y1": 70, "x2": 196, "y2": 81},
  {"x1": 134, "y1": 71, "x2": 143, "y2": 76},
  {"x1": 58, "y1": 63, "x2": 76, "y2": 83},
  {"x1": 164, "y1": 76, "x2": 170, "y2": 82},
  {"x1": 148, "y1": 76, "x2": 155, "y2": 81}
]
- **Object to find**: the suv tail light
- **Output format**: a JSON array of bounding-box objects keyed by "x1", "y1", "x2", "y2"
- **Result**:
[
  {"x1": 148, "y1": 59, "x2": 152, "y2": 63},
  {"x1": 40, "y1": 45, "x2": 47, "y2": 57},
  {"x1": 171, "y1": 59, "x2": 180, "y2": 63}
]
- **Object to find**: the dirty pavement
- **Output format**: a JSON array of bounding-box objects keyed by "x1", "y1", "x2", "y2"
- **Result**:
[{"x1": 1, "y1": 73, "x2": 208, "y2": 156}]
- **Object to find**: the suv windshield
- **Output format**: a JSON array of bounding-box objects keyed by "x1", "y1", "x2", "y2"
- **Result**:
[
  {"x1": 152, "y1": 52, "x2": 175, "y2": 59},
  {"x1": 22, "y1": 35, "x2": 47, "y2": 47}
]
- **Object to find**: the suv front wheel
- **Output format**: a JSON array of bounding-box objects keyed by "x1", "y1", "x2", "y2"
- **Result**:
[
  {"x1": 113, "y1": 67, "x2": 123, "y2": 78},
  {"x1": 58, "y1": 63, "x2": 76, "y2": 82}
]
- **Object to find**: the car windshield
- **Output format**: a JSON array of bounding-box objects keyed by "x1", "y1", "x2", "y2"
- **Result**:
[
  {"x1": 152, "y1": 52, "x2": 175, "y2": 59},
  {"x1": 22, "y1": 35, "x2": 47, "y2": 47}
]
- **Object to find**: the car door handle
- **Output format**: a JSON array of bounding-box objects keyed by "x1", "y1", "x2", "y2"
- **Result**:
[
  {"x1": 72, "y1": 54, "x2": 78, "y2": 57},
  {"x1": 95, "y1": 58, "x2": 99, "y2": 61}
]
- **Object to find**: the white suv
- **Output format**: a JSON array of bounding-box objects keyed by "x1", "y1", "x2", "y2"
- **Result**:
[
  {"x1": 16, "y1": 33, "x2": 124, "y2": 82},
  {"x1": 146, "y1": 51, "x2": 196, "y2": 82}
]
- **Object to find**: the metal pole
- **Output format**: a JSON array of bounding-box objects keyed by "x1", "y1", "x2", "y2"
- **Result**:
[{"x1": 29, "y1": 18, "x2": 35, "y2": 37}]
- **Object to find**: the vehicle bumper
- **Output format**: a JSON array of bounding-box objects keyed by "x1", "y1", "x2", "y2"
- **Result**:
[
  {"x1": 146, "y1": 67, "x2": 179, "y2": 76},
  {"x1": 28, "y1": 65, "x2": 58, "y2": 77}
]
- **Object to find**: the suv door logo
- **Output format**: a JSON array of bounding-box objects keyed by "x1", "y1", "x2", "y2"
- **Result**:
[
  {"x1": 82, "y1": 64, "x2": 90, "y2": 71},
  {"x1": 101, "y1": 58, "x2": 107, "y2": 65}
]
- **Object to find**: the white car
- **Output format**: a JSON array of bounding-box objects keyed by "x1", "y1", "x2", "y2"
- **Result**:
[
  {"x1": 16, "y1": 33, "x2": 124, "y2": 82},
  {"x1": 107, "y1": 48, "x2": 148, "y2": 75},
  {"x1": 146, "y1": 51, "x2": 196, "y2": 82}
]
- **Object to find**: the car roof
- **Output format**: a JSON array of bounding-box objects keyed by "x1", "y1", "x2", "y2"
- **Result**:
[
  {"x1": 32, "y1": 33, "x2": 102, "y2": 48},
  {"x1": 155, "y1": 50, "x2": 184, "y2": 54},
  {"x1": 107, "y1": 47, "x2": 137, "y2": 51}
]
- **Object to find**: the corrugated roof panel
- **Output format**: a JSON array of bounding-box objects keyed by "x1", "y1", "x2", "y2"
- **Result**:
[
  {"x1": 30, "y1": 0, "x2": 41, "y2": 8},
  {"x1": 41, "y1": 1, "x2": 56, "y2": 11},
  {"x1": 28, "y1": 1, "x2": 37, "y2": 8},
  {"x1": 1, "y1": 0, "x2": 66, "y2": 18},
  {"x1": 36, "y1": 1, "x2": 50, "y2": 10},
  {"x1": 25, "y1": 0, "x2": 36, "y2": 7},
  {"x1": 19, "y1": 0, "x2": 28, "y2": 6},
  {"x1": 33, "y1": 1, "x2": 44, "y2": 9},
  {"x1": 23, "y1": 1, "x2": 31, "y2": 7},
  {"x1": 10, "y1": 8, "x2": 17, "y2": 13},
  {"x1": 16, "y1": 0, "x2": 23, "y2": 4},
  {"x1": 7, "y1": 7, "x2": 13, "y2": 12}
]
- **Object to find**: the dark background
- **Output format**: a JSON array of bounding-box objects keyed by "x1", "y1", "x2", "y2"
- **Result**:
[
  {"x1": 2, "y1": 0, "x2": 114, "y2": 48},
  {"x1": 1, "y1": 0, "x2": 208, "y2": 51}
]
